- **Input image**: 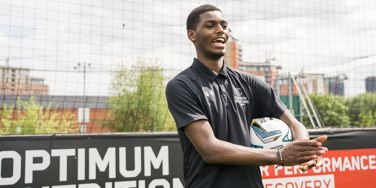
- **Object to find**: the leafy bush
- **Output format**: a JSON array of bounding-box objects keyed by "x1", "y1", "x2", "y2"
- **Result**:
[
  {"x1": 105, "y1": 63, "x2": 175, "y2": 132},
  {"x1": 0, "y1": 97, "x2": 77, "y2": 134},
  {"x1": 347, "y1": 93, "x2": 376, "y2": 127},
  {"x1": 303, "y1": 94, "x2": 350, "y2": 128}
]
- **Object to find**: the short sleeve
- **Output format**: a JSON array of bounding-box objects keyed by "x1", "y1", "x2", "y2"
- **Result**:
[
  {"x1": 252, "y1": 77, "x2": 286, "y2": 118},
  {"x1": 165, "y1": 79, "x2": 207, "y2": 130}
]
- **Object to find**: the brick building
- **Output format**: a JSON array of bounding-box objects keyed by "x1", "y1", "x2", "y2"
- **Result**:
[
  {"x1": 0, "y1": 95, "x2": 111, "y2": 133},
  {"x1": 366, "y1": 76, "x2": 376, "y2": 93},
  {"x1": 0, "y1": 66, "x2": 49, "y2": 95},
  {"x1": 225, "y1": 34, "x2": 242, "y2": 70},
  {"x1": 239, "y1": 59, "x2": 280, "y2": 89}
]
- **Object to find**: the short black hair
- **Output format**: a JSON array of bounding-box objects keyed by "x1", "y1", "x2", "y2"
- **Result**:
[{"x1": 186, "y1": 4, "x2": 222, "y2": 30}]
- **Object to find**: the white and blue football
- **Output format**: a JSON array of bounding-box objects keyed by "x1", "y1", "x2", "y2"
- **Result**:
[{"x1": 250, "y1": 117, "x2": 293, "y2": 149}]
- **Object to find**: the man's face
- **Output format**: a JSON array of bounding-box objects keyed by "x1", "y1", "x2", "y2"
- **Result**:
[{"x1": 189, "y1": 11, "x2": 229, "y2": 60}]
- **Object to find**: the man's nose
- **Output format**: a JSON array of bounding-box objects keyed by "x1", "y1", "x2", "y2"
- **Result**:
[{"x1": 215, "y1": 24, "x2": 225, "y2": 33}]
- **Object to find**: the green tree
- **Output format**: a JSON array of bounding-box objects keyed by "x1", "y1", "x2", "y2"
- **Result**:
[
  {"x1": 347, "y1": 93, "x2": 376, "y2": 127},
  {"x1": 303, "y1": 94, "x2": 350, "y2": 128},
  {"x1": 0, "y1": 97, "x2": 77, "y2": 134},
  {"x1": 106, "y1": 63, "x2": 175, "y2": 132},
  {"x1": 357, "y1": 111, "x2": 375, "y2": 127}
]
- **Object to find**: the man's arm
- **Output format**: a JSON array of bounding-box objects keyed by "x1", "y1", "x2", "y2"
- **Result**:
[
  {"x1": 184, "y1": 119, "x2": 324, "y2": 166},
  {"x1": 279, "y1": 110, "x2": 328, "y2": 170},
  {"x1": 279, "y1": 110, "x2": 309, "y2": 140}
]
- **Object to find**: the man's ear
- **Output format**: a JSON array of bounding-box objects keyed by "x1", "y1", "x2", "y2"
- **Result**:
[{"x1": 187, "y1": 29, "x2": 196, "y2": 43}]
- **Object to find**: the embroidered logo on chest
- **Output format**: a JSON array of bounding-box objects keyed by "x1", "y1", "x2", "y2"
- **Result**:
[
  {"x1": 234, "y1": 87, "x2": 249, "y2": 105},
  {"x1": 202, "y1": 87, "x2": 215, "y2": 99}
]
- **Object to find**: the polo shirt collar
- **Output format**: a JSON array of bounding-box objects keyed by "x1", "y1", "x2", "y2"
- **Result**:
[{"x1": 192, "y1": 58, "x2": 228, "y2": 81}]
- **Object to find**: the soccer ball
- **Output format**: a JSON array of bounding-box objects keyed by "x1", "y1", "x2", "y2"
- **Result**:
[{"x1": 250, "y1": 117, "x2": 292, "y2": 149}]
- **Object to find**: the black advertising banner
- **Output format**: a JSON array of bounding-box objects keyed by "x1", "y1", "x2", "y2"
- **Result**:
[
  {"x1": 309, "y1": 128, "x2": 376, "y2": 149},
  {"x1": 0, "y1": 128, "x2": 375, "y2": 188},
  {"x1": 0, "y1": 134, "x2": 184, "y2": 188}
]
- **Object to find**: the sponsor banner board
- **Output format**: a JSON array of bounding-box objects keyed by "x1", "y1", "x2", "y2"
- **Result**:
[
  {"x1": 261, "y1": 148, "x2": 376, "y2": 188},
  {"x1": 0, "y1": 129, "x2": 375, "y2": 187},
  {"x1": 0, "y1": 134, "x2": 184, "y2": 188}
]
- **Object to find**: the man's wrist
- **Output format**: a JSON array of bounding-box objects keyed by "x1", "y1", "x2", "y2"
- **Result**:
[{"x1": 276, "y1": 149, "x2": 284, "y2": 166}]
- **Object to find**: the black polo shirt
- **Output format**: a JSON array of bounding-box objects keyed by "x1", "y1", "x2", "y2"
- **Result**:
[{"x1": 166, "y1": 58, "x2": 286, "y2": 188}]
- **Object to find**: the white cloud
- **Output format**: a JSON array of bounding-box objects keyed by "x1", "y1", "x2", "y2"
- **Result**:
[{"x1": 0, "y1": 0, "x2": 375, "y2": 96}]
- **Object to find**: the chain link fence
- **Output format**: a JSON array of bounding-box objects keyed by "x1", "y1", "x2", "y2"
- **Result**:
[{"x1": 0, "y1": 0, "x2": 375, "y2": 134}]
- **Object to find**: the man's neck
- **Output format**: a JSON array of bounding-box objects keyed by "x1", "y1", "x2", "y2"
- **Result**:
[{"x1": 196, "y1": 56, "x2": 224, "y2": 74}]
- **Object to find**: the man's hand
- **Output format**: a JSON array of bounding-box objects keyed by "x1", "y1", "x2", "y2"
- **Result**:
[
  {"x1": 299, "y1": 135, "x2": 328, "y2": 171},
  {"x1": 280, "y1": 136, "x2": 326, "y2": 166}
]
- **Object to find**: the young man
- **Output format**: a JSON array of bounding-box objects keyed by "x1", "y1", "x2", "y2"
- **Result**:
[{"x1": 166, "y1": 4, "x2": 327, "y2": 188}]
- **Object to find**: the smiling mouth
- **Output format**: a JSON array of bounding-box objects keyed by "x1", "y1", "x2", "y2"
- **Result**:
[
  {"x1": 212, "y1": 37, "x2": 226, "y2": 48},
  {"x1": 212, "y1": 37, "x2": 226, "y2": 44}
]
